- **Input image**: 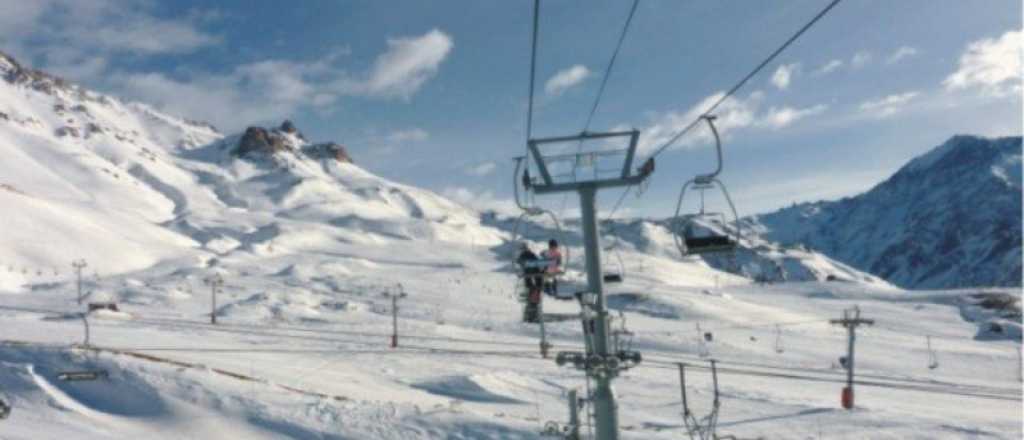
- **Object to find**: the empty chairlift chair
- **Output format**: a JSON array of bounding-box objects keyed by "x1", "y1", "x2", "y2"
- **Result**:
[
  {"x1": 671, "y1": 115, "x2": 742, "y2": 257},
  {"x1": 602, "y1": 233, "x2": 626, "y2": 283}
]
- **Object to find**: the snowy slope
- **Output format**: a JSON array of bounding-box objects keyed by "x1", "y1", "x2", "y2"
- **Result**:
[
  {"x1": 0, "y1": 52, "x2": 219, "y2": 291},
  {"x1": 747, "y1": 135, "x2": 1023, "y2": 289},
  {"x1": 578, "y1": 216, "x2": 894, "y2": 287},
  {"x1": 0, "y1": 50, "x2": 501, "y2": 293},
  {"x1": 0, "y1": 52, "x2": 1020, "y2": 440}
]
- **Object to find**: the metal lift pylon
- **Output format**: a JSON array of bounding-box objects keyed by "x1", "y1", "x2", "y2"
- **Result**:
[{"x1": 529, "y1": 130, "x2": 652, "y2": 440}]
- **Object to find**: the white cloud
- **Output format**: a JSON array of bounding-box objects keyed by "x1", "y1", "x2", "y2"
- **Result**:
[
  {"x1": 735, "y1": 169, "x2": 889, "y2": 214},
  {"x1": 851, "y1": 51, "x2": 872, "y2": 68},
  {"x1": 441, "y1": 187, "x2": 516, "y2": 215},
  {"x1": 110, "y1": 53, "x2": 351, "y2": 130},
  {"x1": 103, "y1": 29, "x2": 450, "y2": 131},
  {"x1": 388, "y1": 128, "x2": 430, "y2": 143},
  {"x1": 858, "y1": 91, "x2": 920, "y2": 118},
  {"x1": 636, "y1": 91, "x2": 761, "y2": 155},
  {"x1": 89, "y1": 14, "x2": 220, "y2": 55},
  {"x1": 2, "y1": 5, "x2": 456, "y2": 135},
  {"x1": 0, "y1": 1, "x2": 50, "y2": 35},
  {"x1": 351, "y1": 29, "x2": 454, "y2": 99},
  {"x1": 544, "y1": 65, "x2": 591, "y2": 96},
  {"x1": 0, "y1": 0, "x2": 220, "y2": 61},
  {"x1": 757, "y1": 104, "x2": 828, "y2": 129},
  {"x1": 886, "y1": 46, "x2": 919, "y2": 65},
  {"x1": 814, "y1": 59, "x2": 843, "y2": 75},
  {"x1": 466, "y1": 161, "x2": 497, "y2": 177},
  {"x1": 113, "y1": 72, "x2": 289, "y2": 130},
  {"x1": 635, "y1": 91, "x2": 828, "y2": 154},
  {"x1": 943, "y1": 30, "x2": 1022, "y2": 97},
  {"x1": 770, "y1": 63, "x2": 800, "y2": 90}
]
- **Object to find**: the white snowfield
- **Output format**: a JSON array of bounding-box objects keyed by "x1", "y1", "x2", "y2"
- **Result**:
[{"x1": 0, "y1": 54, "x2": 1021, "y2": 439}]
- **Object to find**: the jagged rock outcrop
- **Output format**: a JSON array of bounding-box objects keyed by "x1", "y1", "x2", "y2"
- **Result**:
[
  {"x1": 234, "y1": 121, "x2": 353, "y2": 164},
  {"x1": 235, "y1": 126, "x2": 291, "y2": 156},
  {"x1": 301, "y1": 142, "x2": 353, "y2": 163},
  {"x1": 280, "y1": 120, "x2": 298, "y2": 134}
]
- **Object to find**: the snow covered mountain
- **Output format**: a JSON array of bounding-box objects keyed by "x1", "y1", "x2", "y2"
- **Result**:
[
  {"x1": 576, "y1": 216, "x2": 894, "y2": 287},
  {"x1": 0, "y1": 50, "x2": 501, "y2": 292},
  {"x1": 746, "y1": 135, "x2": 1023, "y2": 289}
]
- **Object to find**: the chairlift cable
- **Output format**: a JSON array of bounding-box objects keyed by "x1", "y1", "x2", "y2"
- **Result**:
[
  {"x1": 640, "y1": 360, "x2": 1020, "y2": 402},
  {"x1": 559, "y1": 0, "x2": 642, "y2": 217},
  {"x1": 525, "y1": 0, "x2": 540, "y2": 146},
  {"x1": 7, "y1": 334, "x2": 1020, "y2": 400},
  {"x1": 579, "y1": 0, "x2": 640, "y2": 137},
  {"x1": 644, "y1": 0, "x2": 844, "y2": 162}
]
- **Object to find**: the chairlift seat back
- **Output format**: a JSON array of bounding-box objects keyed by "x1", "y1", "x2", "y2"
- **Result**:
[
  {"x1": 685, "y1": 235, "x2": 736, "y2": 254},
  {"x1": 603, "y1": 273, "x2": 623, "y2": 283},
  {"x1": 57, "y1": 370, "x2": 109, "y2": 381}
]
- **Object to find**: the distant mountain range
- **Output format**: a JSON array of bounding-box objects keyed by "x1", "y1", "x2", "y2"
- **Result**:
[{"x1": 745, "y1": 135, "x2": 1022, "y2": 289}]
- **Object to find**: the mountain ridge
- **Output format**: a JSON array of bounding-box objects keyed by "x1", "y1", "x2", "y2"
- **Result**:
[{"x1": 746, "y1": 134, "x2": 1022, "y2": 289}]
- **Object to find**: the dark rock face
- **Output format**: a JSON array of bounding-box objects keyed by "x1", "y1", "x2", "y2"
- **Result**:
[
  {"x1": 55, "y1": 126, "x2": 80, "y2": 138},
  {"x1": 280, "y1": 120, "x2": 298, "y2": 134},
  {"x1": 234, "y1": 121, "x2": 353, "y2": 164},
  {"x1": 235, "y1": 126, "x2": 290, "y2": 156},
  {"x1": 302, "y1": 142, "x2": 353, "y2": 164},
  {"x1": 1, "y1": 51, "x2": 70, "y2": 95},
  {"x1": 751, "y1": 135, "x2": 1023, "y2": 289}
]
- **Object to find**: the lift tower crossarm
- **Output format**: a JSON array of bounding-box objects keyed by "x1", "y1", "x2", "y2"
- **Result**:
[{"x1": 528, "y1": 130, "x2": 641, "y2": 189}]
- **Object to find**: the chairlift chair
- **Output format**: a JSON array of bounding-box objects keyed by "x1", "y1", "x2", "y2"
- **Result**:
[
  {"x1": 602, "y1": 237, "x2": 626, "y2": 284},
  {"x1": 56, "y1": 370, "x2": 109, "y2": 382},
  {"x1": 672, "y1": 115, "x2": 742, "y2": 258},
  {"x1": 509, "y1": 200, "x2": 572, "y2": 322}
]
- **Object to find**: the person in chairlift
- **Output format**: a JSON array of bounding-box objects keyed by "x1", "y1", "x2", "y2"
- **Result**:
[
  {"x1": 540, "y1": 239, "x2": 563, "y2": 296},
  {"x1": 516, "y1": 243, "x2": 543, "y2": 292}
]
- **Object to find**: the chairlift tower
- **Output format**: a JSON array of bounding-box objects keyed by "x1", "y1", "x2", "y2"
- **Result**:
[
  {"x1": 72, "y1": 259, "x2": 88, "y2": 305},
  {"x1": 204, "y1": 273, "x2": 224, "y2": 325},
  {"x1": 830, "y1": 306, "x2": 873, "y2": 409},
  {"x1": 529, "y1": 129, "x2": 652, "y2": 440}
]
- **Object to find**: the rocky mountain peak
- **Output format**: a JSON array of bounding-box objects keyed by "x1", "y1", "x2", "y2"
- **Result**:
[
  {"x1": 233, "y1": 121, "x2": 353, "y2": 164},
  {"x1": 0, "y1": 51, "x2": 74, "y2": 96},
  {"x1": 236, "y1": 126, "x2": 293, "y2": 156},
  {"x1": 302, "y1": 142, "x2": 354, "y2": 164},
  {"x1": 901, "y1": 135, "x2": 1019, "y2": 176}
]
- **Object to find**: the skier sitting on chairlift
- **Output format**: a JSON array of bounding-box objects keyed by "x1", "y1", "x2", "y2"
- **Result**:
[
  {"x1": 517, "y1": 243, "x2": 543, "y2": 291},
  {"x1": 540, "y1": 239, "x2": 563, "y2": 296},
  {"x1": 516, "y1": 243, "x2": 545, "y2": 322}
]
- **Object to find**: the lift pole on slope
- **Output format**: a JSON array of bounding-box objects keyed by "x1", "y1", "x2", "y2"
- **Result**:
[
  {"x1": 204, "y1": 273, "x2": 223, "y2": 325},
  {"x1": 72, "y1": 259, "x2": 88, "y2": 305},
  {"x1": 830, "y1": 306, "x2": 873, "y2": 409},
  {"x1": 387, "y1": 283, "x2": 408, "y2": 348},
  {"x1": 79, "y1": 312, "x2": 90, "y2": 347}
]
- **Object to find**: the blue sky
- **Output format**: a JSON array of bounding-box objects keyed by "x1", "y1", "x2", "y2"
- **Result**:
[{"x1": 1, "y1": 0, "x2": 1020, "y2": 217}]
